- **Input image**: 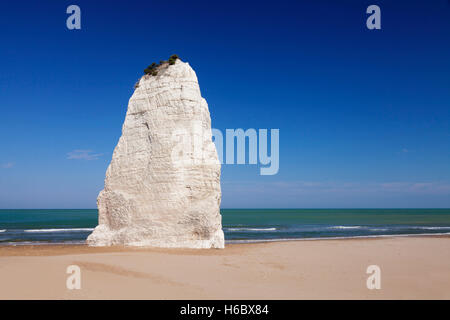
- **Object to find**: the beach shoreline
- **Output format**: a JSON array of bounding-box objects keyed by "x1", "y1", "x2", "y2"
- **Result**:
[
  {"x1": 2, "y1": 231, "x2": 450, "y2": 248},
  {"x1": 0, "y1": 235, "x2": 449, "y2": 299}
]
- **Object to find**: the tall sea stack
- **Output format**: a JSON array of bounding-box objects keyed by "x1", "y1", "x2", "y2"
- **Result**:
[{"x1": 87, "y1": 58, "x2": 224, "y2": 248}]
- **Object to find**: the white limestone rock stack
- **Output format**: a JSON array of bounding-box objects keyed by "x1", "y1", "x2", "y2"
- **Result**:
[{"x1": 87, "y1": 58, "x2": 224, "y2": 248}]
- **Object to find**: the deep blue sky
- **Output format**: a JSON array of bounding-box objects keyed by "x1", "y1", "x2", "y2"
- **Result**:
[{"x1": 0, "y1": 0, "x2": 449, "y2": 208}]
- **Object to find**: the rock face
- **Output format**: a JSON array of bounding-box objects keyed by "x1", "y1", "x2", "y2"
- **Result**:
[{"x1": 87, "y1": 59, "x2": 224, "y2": 248}]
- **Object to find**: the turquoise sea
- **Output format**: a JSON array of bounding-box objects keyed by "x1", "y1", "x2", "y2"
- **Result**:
[{"x1": 0, "y1": 209, "x2": 450, "y2": 245}]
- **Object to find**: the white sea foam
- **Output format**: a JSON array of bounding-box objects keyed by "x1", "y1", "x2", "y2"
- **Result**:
[
  {"x1": 0, "y1": 241, "x2": 85, "y2": 246},
  {"x1": 408, "y1": 226, "x2": 450, "y2": 230},
  {"x1": 328, "y1": 225, "x2": 450, "y2": 231},
  {"x1": 328, "y1": 226, "x2": 363, "y2": 230},
  {"x1": 226, "y1": 227, "x2": 277, "y2": 232},
  {"x1": 226, "y1": 232, "x2": 450, "y2": 244},
  {"x1": 24, "y1": 228, "x2": 94, "y2": 233},
  {"x1": 0, "y1": 230, "x2": 5, "y2": 233}
]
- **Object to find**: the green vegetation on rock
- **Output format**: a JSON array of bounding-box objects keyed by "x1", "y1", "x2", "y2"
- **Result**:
[{"x1": 143, "y1": 55, "x2": 179, "y2": 76}]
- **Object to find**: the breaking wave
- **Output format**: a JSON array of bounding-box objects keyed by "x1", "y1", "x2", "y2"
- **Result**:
[
  {"x1": 23, "y1": 228, "x2": 94, "y2": 233},
  {"x1": 328, "y1": 226, "x2": 363, "y2": 230},
  {"x1": 226, "y1": 227, "x2": 278, "y2": 232}
]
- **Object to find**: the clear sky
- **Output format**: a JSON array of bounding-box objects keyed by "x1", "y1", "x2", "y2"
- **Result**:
[{"x1": 0, "y1": 0, "x2": 449, "y2": 208}]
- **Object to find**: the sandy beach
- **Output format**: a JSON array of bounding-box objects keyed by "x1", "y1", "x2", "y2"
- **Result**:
[{"x1": 0, "y1": 236, "x2": 449, "y2": 300}]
